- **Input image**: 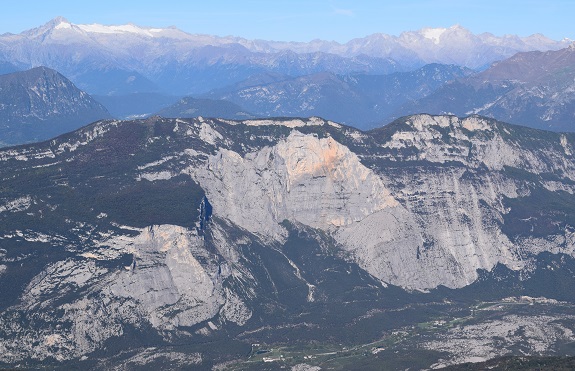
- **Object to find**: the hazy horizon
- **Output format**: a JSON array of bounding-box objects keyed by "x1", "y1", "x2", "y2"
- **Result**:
[{"x1": 1, "y1": 0, "x2": 573, "y2": 43}]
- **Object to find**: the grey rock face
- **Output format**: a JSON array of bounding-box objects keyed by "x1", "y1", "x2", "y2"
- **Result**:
[
  {"x1": 188, "y1": 130, "x2": 399, "y2": 242},
  {"x1": 424, "y1": 311, "x2": 575, "y2": 367},
  {"x1": 0, "y1": 224, "x2": 250, "y2": 363},
  {"x1": 105, "y1": 348, "x2": 203, "y2": 370},
  {"x1": 102, "y1": 225, "x2": 228, "y2": 330}
]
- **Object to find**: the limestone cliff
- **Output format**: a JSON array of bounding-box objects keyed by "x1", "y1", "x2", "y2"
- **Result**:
[{"x1": 183, "y1": 115, "x2": 575, "y2": 289}]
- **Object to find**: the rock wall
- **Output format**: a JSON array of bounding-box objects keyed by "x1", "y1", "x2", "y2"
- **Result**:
[{"x1": 185, "y1": 115, "x2": 575, "y2": 289}]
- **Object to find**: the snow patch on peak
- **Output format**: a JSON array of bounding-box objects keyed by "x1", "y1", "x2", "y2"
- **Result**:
[
  {"x1": 77, "y1": 23, "x2": 159, "y2": 37},
  {"x1": 421, "y1": 27, "x2": 447, "y2": 44},
  {"x1": 54, "y1": 20, "x2": 72, "y2": 30}
]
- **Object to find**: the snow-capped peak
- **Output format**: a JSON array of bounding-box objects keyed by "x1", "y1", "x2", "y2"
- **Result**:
[
  {"x1": 21, "y1": 17, "x2": 75, "y2": 38},
  {"x1": 34, "y1": 17, "x2": 184, "y2": 39}
]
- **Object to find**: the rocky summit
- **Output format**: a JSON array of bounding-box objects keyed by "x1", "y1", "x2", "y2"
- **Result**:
[{"x1": 2, "y1": 114, "x2": 575, "y2": 369}]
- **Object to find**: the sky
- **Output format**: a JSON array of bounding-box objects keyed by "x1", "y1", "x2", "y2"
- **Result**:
[{"x1": 1, "y1": 0, "x2": 573, "y2": 42}]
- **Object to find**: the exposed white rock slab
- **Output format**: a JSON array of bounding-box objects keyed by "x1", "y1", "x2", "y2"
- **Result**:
[
  {"x1": 0, "y1": 196, "x2": 33, "y2": 214},
  {"x1": 188, "y1": 130, "x2": 398, "y2": 242},
  {"x1": 292, "y1": 364, "x2": 322, "y2": 371},
  {"x1": 0, "y1": 224, "x2": 251, "y2": 362},
  {"x1": 54, "y1": 120, "x2": 121, "y2": 154},
  {"x1": 425, "y1": 314, "x2": 575, "y2": 368},
  {"x1": 199, "y1": 121, "x2": 224, "y2": 145},
  {"x1": 137, "y1": 171, "x2": 174, "y2": 181},
  {"x1": 106, "y1": 348, "x2": 202, "y2": 370},
  {"x1": 137, "y1": 156, "x2": 175, "y2": 170},
  {"x1": 106, "y1": 225, "x2": 224, "y2": 329},
  {"x1": 382, "y1": 114, "x2": 575, "y2": 178},
  {"x1": 219, "y1": 288, "x2": 252, "y2": 326}
]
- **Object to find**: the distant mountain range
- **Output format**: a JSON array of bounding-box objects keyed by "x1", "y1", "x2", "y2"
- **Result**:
[
  {"x1": 399, "y1": 44, "x2": 575, "y2": 131},
  {"x1": 0, "y1": 67, "x2": 111, "y2": 146},
  {"x1": 156, "y1": 96, "x2": 253, "y2": 120},
  {"x1": 93, "y1": 93, "x2": 181, "y2": 119},
  {"x1": 203, "y1": 63, "x2": 473, "y2": 129},
  {"x1": 0, "y1": 18, "x2": 574, "y2": 147},
  {"x1": 192, "y1": 44, "x2": 575, "y2": 131},
  {"x1": 255, "y1": 25, "x2": 572, "y2": 69},
  {"x1": 0, "y1": 17, "x2": 570, "y2": 96},
  {"x1": 0, "y1": 61, "x2": 20, "y2": 75}
]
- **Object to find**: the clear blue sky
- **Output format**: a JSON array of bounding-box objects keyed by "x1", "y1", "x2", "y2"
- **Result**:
[{"x1": 1, "y1": 0, "x2": 573, "y2": 42}]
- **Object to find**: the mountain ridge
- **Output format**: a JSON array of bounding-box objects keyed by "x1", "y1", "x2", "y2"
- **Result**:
[
  {"x1": 2, "y1": 114, "x2": 575, "y2": 367},
  {"x1": 0, "y1": 17, "x2": 570, "y2": 96},
  {"x1": 204, "y1": 63, "x2": 473, "y2": 129},
  {"x1": 398, "y1": 44, "x2": 575, "y2": 131},
  {"x1": 0, "y1": 66, "x2": 112, "y2": 147}
]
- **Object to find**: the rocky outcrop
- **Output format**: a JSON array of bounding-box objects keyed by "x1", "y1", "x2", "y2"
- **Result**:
[{"x1": 0, "y1": 224, "x2": 250, "y2": 363}]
